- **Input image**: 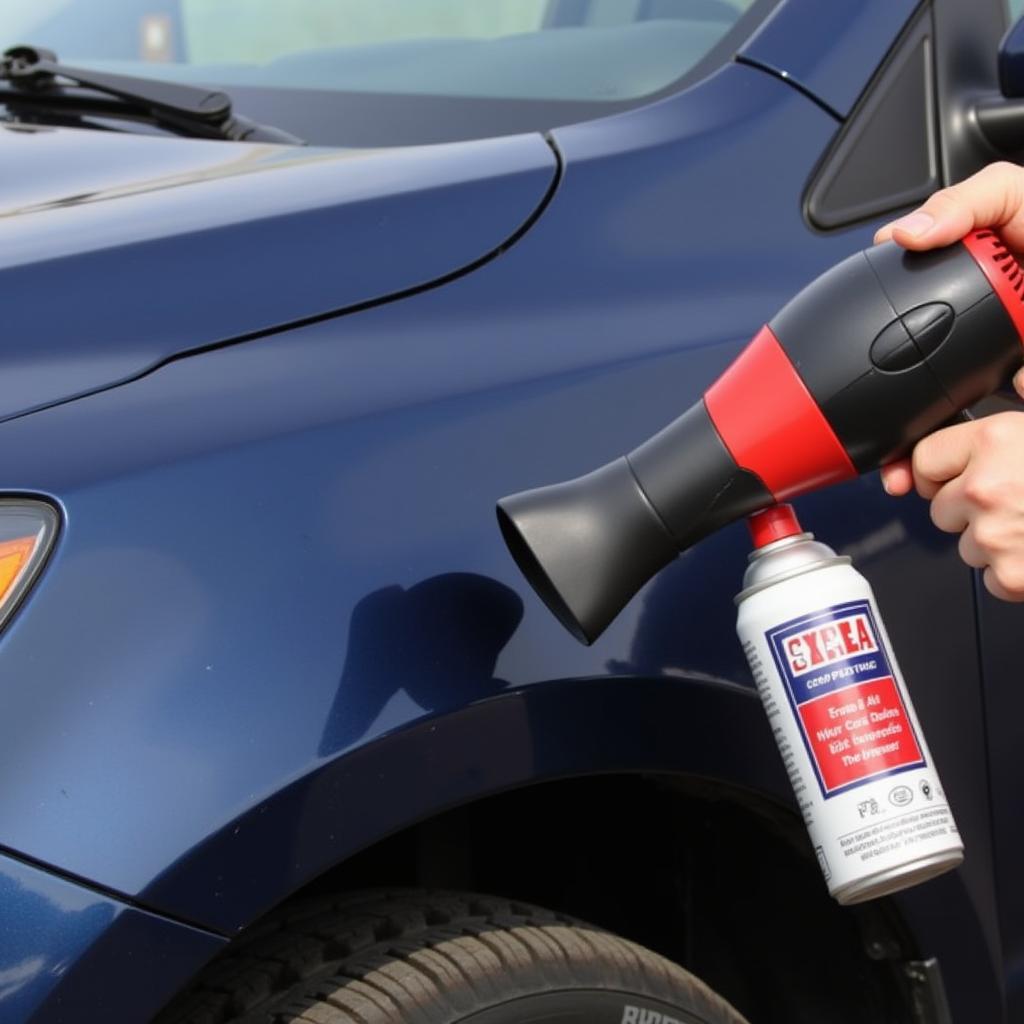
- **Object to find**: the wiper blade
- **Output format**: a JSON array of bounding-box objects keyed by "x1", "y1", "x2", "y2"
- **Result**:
[{"x1": 0, "y1": 45, "x2": 304, "y2": 144}]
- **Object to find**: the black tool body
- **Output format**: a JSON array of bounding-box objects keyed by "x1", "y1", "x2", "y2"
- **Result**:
[{"x1": 498, "y1": 230, "x2": 1024, "y2": 643}]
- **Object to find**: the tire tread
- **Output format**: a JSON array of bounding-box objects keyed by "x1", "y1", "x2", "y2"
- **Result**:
[{"x1": 154, "y1": 889, "x2": 748, "y2": 1024}]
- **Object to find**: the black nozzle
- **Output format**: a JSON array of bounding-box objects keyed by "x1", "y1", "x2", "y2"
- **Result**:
[
  {"x1": 497, "y1": 457, "x2": 677, "y2": 645},
  {"x1": 497, "y1": 402, "x2": 772, "y2": 644}
]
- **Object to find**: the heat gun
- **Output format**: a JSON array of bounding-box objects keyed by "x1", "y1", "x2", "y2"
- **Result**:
[{"x1": 497, "y1": 230, "x2": 1024, "y2": 644}]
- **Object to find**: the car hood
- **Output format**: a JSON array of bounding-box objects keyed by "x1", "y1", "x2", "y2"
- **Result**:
[{"x1": 0, "y1": 124, "x2": 556, "y2": 422}]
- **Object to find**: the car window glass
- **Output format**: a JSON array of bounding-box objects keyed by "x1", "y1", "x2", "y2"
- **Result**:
[
  {"x1": 0, "y1": 0, "x2": 771, "y2": 146},
  {"x1": 3, "y1": 0, "x2": 756, "y2": 102}
]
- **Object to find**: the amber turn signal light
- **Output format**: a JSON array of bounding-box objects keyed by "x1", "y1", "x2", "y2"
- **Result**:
[{"x1": 0, "y1": 501, "x2": 58, "y2": 631}]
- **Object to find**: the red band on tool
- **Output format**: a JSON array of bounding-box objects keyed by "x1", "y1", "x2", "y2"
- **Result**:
[
  {"x1": 962, "y1": 230, "x2": 1024, "y2": 346},
  {"x1": 705, "y1": 325, "x2": 855, "y2": 500}
]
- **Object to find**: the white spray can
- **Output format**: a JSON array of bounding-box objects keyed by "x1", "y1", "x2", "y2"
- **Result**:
[{"x1": 735, "y1": 504, "x2": 963, "y2": 904}]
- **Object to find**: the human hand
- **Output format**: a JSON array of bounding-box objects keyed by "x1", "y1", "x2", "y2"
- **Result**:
[
  {"x1": 874, "y1": 160, "x2": 1024, "y2": 251},
  {"x1": 873, "y1": 162, "x2": 1024, "y2": 599}
]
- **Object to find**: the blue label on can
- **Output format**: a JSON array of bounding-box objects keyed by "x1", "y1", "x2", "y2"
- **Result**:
[{"x1": 766, "y1": 600, "x2": 926, "y2": 798}]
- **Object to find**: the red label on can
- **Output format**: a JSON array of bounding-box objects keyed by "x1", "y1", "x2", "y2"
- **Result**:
[
  {"x1": 767, "y1": 601, "x2": 926, "y2": 797},
  {"x1": 795, "y1": 676, "x2": 924, "y2": 791}
]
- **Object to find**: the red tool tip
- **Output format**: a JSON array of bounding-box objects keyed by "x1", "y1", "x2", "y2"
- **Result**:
[
  {"x1": 748, "y1": 504, "x2": 803, "y2": 548},
  {"x1": 962, "y1": 229, "x2": 1024, "y2": 345}
]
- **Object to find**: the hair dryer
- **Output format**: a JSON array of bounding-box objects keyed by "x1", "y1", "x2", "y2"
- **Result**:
[{"x1": 497, "y1": 230, "x2": 1024, "y2": 644}]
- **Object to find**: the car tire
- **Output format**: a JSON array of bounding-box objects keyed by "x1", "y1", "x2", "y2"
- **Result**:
[{"x1": 155, "y1": 888, "x2": 749, "y2": 1024}]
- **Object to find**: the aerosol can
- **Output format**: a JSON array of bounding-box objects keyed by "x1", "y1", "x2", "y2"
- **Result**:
[{"x1": 736, "y1": 503, "x2": 963, "y2": 903}]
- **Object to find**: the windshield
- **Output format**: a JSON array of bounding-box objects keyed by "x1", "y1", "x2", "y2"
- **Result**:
[{"x1": 1, "y1": 0, "x2": 766, "y2": 147}]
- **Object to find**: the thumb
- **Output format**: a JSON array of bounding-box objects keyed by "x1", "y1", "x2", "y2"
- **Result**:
[
  {"x1": 874, "y1": 162, "x2": 1024, "y2": 251},
  {"x1": 1015, "y1": 367, "x2": 1024, "y2": 400}
]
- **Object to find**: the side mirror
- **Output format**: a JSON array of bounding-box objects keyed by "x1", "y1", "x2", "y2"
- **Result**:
[
  {"x1": 972, "y1": 13, "x2": 1024, "y2": 153},
  {"x1": 1000, "y1": 13, "x2": 1024, "y2": 97}
]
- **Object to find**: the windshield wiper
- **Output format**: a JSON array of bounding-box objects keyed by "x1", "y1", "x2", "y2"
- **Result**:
[{"x1": 0, "y1": 45, "x2": 304, "y2": 144}]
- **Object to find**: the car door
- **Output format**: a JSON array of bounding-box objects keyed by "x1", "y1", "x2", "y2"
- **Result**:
[{"x1": 927, "y1": 0, "x2": 1024, "y2": 1019}]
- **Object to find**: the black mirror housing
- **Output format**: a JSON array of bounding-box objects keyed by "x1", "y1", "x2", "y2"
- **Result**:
[{"x1": 999, "y1": 13, "x2": 1024, "y2": 97}]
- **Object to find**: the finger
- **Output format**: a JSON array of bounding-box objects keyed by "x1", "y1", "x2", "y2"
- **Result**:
[
  {"x1": 880, "y1": 459, "x2": 913, "y2": 495},
  {"x1": 878, "y1": 162, "x2": 1024, "y2": 252},
  {"x1": 928, "y1": 477, "x2": 970, "y2": 533},
  {"x1": 874, "y1": 222, "x2": 898, "y2": 245},
  {"x1": 957, "y1": 521, "x2": 989, "y2": 568},
  {"x1": 874, "y1": 207, "x2": 948, "y2": 248},
  {"x1": 1014, "y1": 366, "x2": 1024, "y2": 400},
  {"x1": 911, "y1": 421, "x2": 977, "y2": 497},
  {"x1": 983, "y1": 564, "x2": 1024, "y2": 602}
]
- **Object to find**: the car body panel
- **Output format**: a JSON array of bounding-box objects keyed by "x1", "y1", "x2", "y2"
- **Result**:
[
  {"x1": 0, "y1": 850, "x2": 222, "y2": 1023},
  {"x1": 0, "y1": 124, "x2": 555, "y2": 421},
  {"x1": 147, "y1": 679, "x2": 792, "y2": 931},
  {"x1": 0, "y1": 62, "x2": 841, "y2": 916},
  {"x1": 975, "y1": 591, "x2": 1024, "y2": 1020},
  {"x1": 737, "y1": 0, "x2": 921, "y2": 117}
]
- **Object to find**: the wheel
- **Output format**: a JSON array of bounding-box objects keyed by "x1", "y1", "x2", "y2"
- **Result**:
[{"x1": 155, "y1": 889, "x2": 749, "y2": 1024}]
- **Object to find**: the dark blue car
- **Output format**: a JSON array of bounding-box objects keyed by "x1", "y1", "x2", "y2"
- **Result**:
[{"x1": 0, "y1": 1, "x2": 1021, "y2": 1021}]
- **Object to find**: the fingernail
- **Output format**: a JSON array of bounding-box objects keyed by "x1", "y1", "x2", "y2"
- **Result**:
[
  {"x1": 891, "y1": 211, "x2": 934, "y2": 237},
  {"x1": 881, "y1": 477, "x2": 892, "y2": 495}
]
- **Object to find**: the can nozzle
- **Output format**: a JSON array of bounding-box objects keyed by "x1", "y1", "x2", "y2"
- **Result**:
[{"x1": 747, "y1": 504, "x2": 803, "y2": 549}]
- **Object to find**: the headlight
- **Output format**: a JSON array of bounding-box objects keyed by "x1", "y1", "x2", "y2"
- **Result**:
[{"x1": 0, "y1": 500, "x2": 58, "y2": 631}]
